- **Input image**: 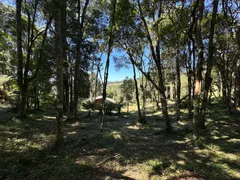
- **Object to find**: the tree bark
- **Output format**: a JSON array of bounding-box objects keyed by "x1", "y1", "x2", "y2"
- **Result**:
[
  {"x1": 236, "y1": 66, "x2": 240, "y2": 109},
  {"x1": 74, "y1": 0, "x2": 89, "y2": 120},
  {"x1": 201, "y1": 0, "x2": 219, "y2": 121},
  {"x1": 100, "y1": 0, "x2": 117, "y2": 133},
  {"x1": 54, "y1": 0, "x2": 64, "y2": 147},
  {"x1": 187, "y1": 41, "x2": 193, "y2": 119},
  {"x1": 236, "y1": 26, "x2": 240, "y2": 109},
  {"x1": 141, "y1": 74, "x2": 146, "y2": 118},
  {"x1": 69, "y1": 52, "x2": 73, "y2": 115},
  {"x1": 16, "y1": 0, "x2": 24, "y2": 119},
  {"x1": 193, "y1": 0, "x2": 205, "y2": 134},
  {"x1": 131, "y1": 58, "x2": 142, "y2": 122},
  {"x1": 176, "y1": 48, "x2": 181, "y2": 121},
  {"x1": 226, "y1": 56, "x2": 232, "y2": 114},
  {"x1": 62, "y1": 0, "x2": 69, "y2": 116}
]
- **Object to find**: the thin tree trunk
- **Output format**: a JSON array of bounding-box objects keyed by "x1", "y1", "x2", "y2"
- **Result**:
[
  {"x1": 69, "y1": 52, "x2": 73, "y2": 115},
  {"x1": 131, "y1": 58, "x2": 142, "y2": 122},
  {"x1": 62, "y1": 0, "x2": 69, "y2": 116},
  {"x1": 137, "y1": 0, "x2": 171, "y2": 132},
  {"x1": 141, "y1": 75, "x2": 146, "y2": 118},
  {"x1": 187, "y1": 41, "x2": 193, "y2": 119},
  {"x1": 200, "y1": 0, "x2": 219, "y2": 123},
  {"x1": 54, "y1": 0, "x2": 64, "y2": 147},
  {"x1": 74, "y1": 0, "x2": 89, "y2": 120},
  {"x1": 132, "y1": 64, "x2": 141, "y2": 116},
  {"x1": 100, "y1": 0, "x2": 117, "y2": 133},
  {"x1": 193, "y1": 0, "x2": 205, "y2": 134},
  {"x1": 170, "y1": 53, "x2": 175, "y2": 101},
  {"x1": 94, "y1": 60, "x2": 100, "y2": 99},
  {"x1": 226, "y1": 58, "x2": 232, "y2": 114},
  {"x1": 16, "y1": 0, "x2": 24, "y2": 119},
  {"x1": 34, "y1": 82, "x2": 37, "y2": 110},
  {"x1": 235, "y1": 27, "x2": 240, "y2": 109},
  {"x1": 73, "y1": 0, "x2": 81, "y2": 120},
  {"x1": 176, "y1": 48, "x2": 181, "y2": 121},
  {"x1": 236, "y1": 66, "x2": 240, "y2": 109},
  {"x1": 188, "y1": 1, "x2": 198, "y2": 120}
]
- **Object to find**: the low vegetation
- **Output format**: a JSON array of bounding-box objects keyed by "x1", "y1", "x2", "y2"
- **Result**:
[{"x1": 1, "y1": 102, "x2": 239, "y2": 180}]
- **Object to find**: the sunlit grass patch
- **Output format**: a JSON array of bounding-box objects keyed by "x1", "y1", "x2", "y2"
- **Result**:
[
  {"x1": 43, "y1": 115, "x2": 55, "y2": 120},
  {"x1": 127, "y1": 124, "x2": 140, "y2": 130},
  {"x1": 109, "y1": 130, "x2": 122, "y2": 139},
  {"x1": 145, "y1": 159, "x2": 166, "y2": 175}
]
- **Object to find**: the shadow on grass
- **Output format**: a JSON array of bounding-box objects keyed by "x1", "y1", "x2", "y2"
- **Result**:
[{"x1": 0, "y1": 102, "x2": 239, "y2": 179}]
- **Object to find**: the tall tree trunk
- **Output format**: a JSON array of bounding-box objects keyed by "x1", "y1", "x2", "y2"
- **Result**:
[
  {"x1": 222, "y1": 76, "x2": 227, "y2": 103},
  {"x1": 200, "y1": 0, "x2": 219, "y2": 122},
  {"x1": 141, "y1": 75, "x2": 146, "y2": 118},
  {"x1": 188, "y1": 0, "x2": 198, "y2": 120},
  {"x1": 73, "y1": 0, "x2": 89, "y2": 120},
  {"x1": 193, "y1": 0, "x2": 205, "y2": 134},
  {"x1": 73, "y1": 0, "x2": 81, "y2": 120},
  {"x1": 235, "y1": 26, "x2": 240, "y2": 109},
  {"x1": 16, "y1": 0, "x2": 24, "y2": 119},
  {"x1": 226, "y1": 57, "x2": 232, "y2": 114},
  {"x1": 94, "y1": 60, "x2": 100, "y2": 99},
  {"x1": 169, "y1": 52, "x2": 175, "y2": 101},
  {"x1": 62, "y1": 0, "x2": 69, "y2": 116},
  {"x1": 176, "y1": 48, "x2": 181, "y2": 121},
  {"x1": 137, "y1": 0, "x2": 171, "y2": 132},
  {"x1": 100, "y1": 0, "x2": 117, "y2": 133},
  {"x1": 54, "y1": 0, "x2": 64, "y2": 147},
  {"x1": 187, "y1": 41, "x2": 193, "y2": 119},
  {"x1": 34, "y1": 82, "x2": 39, "y2": 110},
  {"x1": 69, "y1": 52, "x2": 73, "y2": 115},
  {"x1": 236, "y1": 66, "x2": 240, "y2": 109},
  {"x1": 131, "y1": 58, "x2": 142, "y2": 122}
]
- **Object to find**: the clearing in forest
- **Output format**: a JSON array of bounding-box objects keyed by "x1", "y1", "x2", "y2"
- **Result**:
[{"x1": 0, "y1": 103, "x2": 240, "y2": 180}]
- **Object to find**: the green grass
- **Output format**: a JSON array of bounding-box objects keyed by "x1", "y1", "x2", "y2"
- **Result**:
[{"x1": 0, "y1": 103, "x2": 239, "y2": 180}]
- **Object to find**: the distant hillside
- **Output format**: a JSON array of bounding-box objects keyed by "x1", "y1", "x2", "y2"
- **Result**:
[{"x1": 107, "y1": 81, "x2": 122, "y2": 85}]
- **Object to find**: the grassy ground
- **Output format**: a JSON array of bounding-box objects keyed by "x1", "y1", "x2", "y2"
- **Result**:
[{"x1": 0, "y1": 102, "x2": 239, "y2": 180}]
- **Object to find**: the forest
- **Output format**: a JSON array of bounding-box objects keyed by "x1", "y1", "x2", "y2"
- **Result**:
[{"x1": 0, "y1": 0, "x2": 240, "y2": 179}]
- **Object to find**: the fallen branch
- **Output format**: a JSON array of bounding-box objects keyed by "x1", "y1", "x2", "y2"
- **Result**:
[
  {"x1": 180, "y1": 95, "x2": 189, "y2": 102},
  {"x1": 96, "y1": 153, "x2": 121, "y2": 167}
]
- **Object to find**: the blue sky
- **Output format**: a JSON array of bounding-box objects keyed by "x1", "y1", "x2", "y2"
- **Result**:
[
  {"x1": 108, "y1": 59, "x2": 133, "y2": 81},
  {"x1": 100, "y1": 51, "x2": 135, "y2": 82}
]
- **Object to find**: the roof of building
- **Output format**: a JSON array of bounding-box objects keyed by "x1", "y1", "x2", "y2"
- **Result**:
[{"x1": 86, "y1": 96, "x2": 115, "y2": 103}]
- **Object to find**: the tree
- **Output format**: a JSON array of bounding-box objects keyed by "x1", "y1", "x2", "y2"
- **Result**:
[
  {"x1": 16, "y1": 0, "x2": 23, "y2": 118},
  {"x1": 54, "y1": 0, "x2": 64, "y2": 147},
  {"x1": 100, "y1": 0, "x2": 117, "y2": 133},
  {"x1": 120, "y1": 77, "x2": 134, "y2": 113},
  {"x1": 236, "y1": 26, "x2": 240, "y2": 108},
  {"x1": 193, "y1": 0, "x2": 219, "y2": 134},
  {"x1": 15, "y1": 0, "x2": 54, "y2": 118},
  {"x1": 200, "y1": 0, "x2": 219, "y2": 124},
  {"x1": 136, "y1": 0, "x2": 172, "y2": 132},
  {"x1": 73, "y1": 0, "x2": 90, "y2": 120}
]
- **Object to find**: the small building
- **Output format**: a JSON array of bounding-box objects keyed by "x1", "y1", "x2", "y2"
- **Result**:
[
  {"x1": 94, "y1": 96, "x2": 115, "y2": 104},
  {"x1": 85, "y1": 96, "x2": 121, "y2": 115}
]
